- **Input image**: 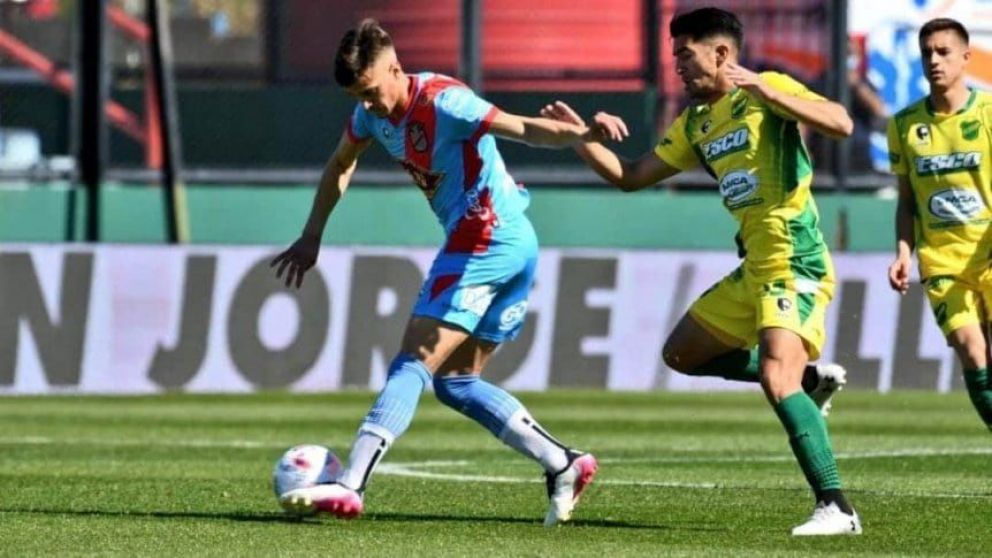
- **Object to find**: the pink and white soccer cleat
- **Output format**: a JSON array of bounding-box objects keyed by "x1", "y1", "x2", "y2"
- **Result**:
[
  {"x1": 279, "y1": 482, "x2": 364, "y2": 519},
  {"x1": 544, "y1": 451, "x2": 599, "y2": 527}
]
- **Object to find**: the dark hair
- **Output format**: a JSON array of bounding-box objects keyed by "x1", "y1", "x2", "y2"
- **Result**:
[
  {"x1": 334, "y1": 19, "x2": 394, "y2": 88},
  {"x1": 670, "y1": 7, "x2": 743, "y2": 50},
  {"x1": 919, "y1": 18, "x2": 969, "y2": 45}
]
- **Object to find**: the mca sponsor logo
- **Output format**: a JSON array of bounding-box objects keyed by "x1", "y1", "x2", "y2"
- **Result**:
[
  {"x1": 928, "y1": 189, "x2": 984, "y2": 221},
  {"x1": 702, "y1": 128, "x2": 748, "y2": 161},
  {"x1": 719, "y1": 170, "x2": 758, "y2": 208},
  {"x1": 915, "y1": 152, "x2": 981, "y2": 175}
]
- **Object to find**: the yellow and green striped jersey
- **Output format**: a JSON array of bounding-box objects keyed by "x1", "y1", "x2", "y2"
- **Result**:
[
  {"x1": 655, "y1": 72, "x2": 829, "y2": 284},
  {"x1": 887, "y1": 89, "x2": 992, "y2": 283}
]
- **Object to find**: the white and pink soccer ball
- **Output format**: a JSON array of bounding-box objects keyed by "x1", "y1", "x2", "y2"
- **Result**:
[{"x1": 272, "y1": 444, "x2": 343, "y2": 498}]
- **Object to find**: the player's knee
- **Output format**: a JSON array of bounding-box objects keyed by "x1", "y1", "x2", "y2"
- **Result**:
[
  {"x1": 662, "y1": 344, "x2": 691, "y2": 373},
  {"x1": 432, "y1": 373, "x2": 474, "y2": 408},
  {"x1": 958, "y1": 346, "x2": 986, "y2": 371},
  {"x1": 759, "y1": 358, "x2": 801, "y2": 402}
]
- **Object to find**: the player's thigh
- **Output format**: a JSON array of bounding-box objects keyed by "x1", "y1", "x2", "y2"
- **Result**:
[
  {"x1": 472, "y1": 251, "x2": 536, "y2": 345},
  {"x1": 409, "y1": 261, "x2": 510, "y2": 368},
  {"x1": 755, "y1": 279, "x2": 832, "y2": 361},
  {"x1": 925, "y1": 276, "x2": 981, "y2": 338},
  {"x1": 435, "y1": 337, "x2": 500, "y2": 377},
  {"x1": 665, "y1": 268, "x2": 752, "y2": 371},
  {"x1": 399, "y1": 315, "x2": 473, "y2": 373}
]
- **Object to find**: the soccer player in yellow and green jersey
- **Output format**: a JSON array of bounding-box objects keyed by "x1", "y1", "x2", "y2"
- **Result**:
[
  {"x1": 887, "y1": 18, "x2": 992, "y2": 434},
  {"x1": 541, "y1": 7, "x2": 861, "y2": 535}
]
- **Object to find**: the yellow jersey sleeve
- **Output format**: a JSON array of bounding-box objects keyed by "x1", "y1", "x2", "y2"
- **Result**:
[
  {"x1": 885, "y1": 118, "x2": 908, "y2": 175},
  {"x1": 654, "y1": 110, "x2": 699, "y2": 171},
  {"x1": 759, "y1": 71, "x2": 827, "y2": 120}
]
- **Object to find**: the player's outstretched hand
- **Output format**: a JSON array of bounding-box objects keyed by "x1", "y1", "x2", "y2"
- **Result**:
[
  {"x1": 724, "y1": 62, "x2": 774, "y2": 101},
  {"x1": 270, "y1": 233, "x2": 321, "y2": 289},
  {"x1": 541, "y1": 101, "x2": 585, "y2": 126},
  {"x1": 586, "y1": 112, "x2": 629, "y2": 143},
  {"x1": 888, "y1": 256, "x2": 911, "y2": 295},
  {"x1": 541, "y1": 101, "x2": 628, "y2": 143}
]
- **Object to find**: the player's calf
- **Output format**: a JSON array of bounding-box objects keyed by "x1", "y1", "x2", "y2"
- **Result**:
[{"x1": 964, "y1": 367, "x2": 992, "y2": 430}]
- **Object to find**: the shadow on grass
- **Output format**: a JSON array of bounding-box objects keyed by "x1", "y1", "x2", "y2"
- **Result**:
[
  {"x1": 0, "y1": 506, "x2": 724, "y2": 531},
  {"x1": 0, "y1": 507, "x2": 313, "y2": 525}
]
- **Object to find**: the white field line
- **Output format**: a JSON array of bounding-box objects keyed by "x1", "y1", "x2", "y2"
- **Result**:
[
  {"x1": 598, "y1": 446, "x2": 992, "y2": 464},
  {"x1": 377, "y1": 461, "x2": 991, "y2": 500},
  {"x1": 1, "y1": 436, "x2": 989, "y2": 463},
  {"x1": 0, "y1": 436, "x2": 988, "y2": 499}
]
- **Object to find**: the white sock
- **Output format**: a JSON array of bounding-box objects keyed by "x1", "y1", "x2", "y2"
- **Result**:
[
  {"x1": 498, "y1": 409, "x2": 571, "y2": 473},
  {"x1": 337, "y1": 424, "x2": 393, "y2": 492}
]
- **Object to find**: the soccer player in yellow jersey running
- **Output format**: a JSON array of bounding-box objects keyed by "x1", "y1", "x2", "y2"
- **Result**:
[
  {"x1": 542, "y1": 7, "x2": 861, "y2": 535},
  {"x1": 887, "y1": 18, "x2": 992, "y2": 433}
]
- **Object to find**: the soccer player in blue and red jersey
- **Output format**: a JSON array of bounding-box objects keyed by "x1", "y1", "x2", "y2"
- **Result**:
[{"x1": 270, "y1": 19, "x2": 627, "y2": 526}]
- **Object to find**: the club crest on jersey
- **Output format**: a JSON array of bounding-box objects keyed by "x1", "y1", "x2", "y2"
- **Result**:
[
  {"x1": 731, "y1": 95, "x2": 748, "y2": 119},
  {"x1": 408, "y1": 122, "x2": 430, "y2": 152},
  {"x1": 777, "y1": 297, "x2": 792, "y2": 312},
  {"x1": 702, "y1": 128, "x2": 749, "y2": 161},
  {"x1": 961, "y1": 120, "x2": 981, "y2": 141},
  {"x1": 928, "y1": 189, "x2": 985, "y2": 222},
  {"x1": 701, "y1": 120, "x2": 712, "y2": 134},
  {"x1": 915, "y1": 152, "x2": 982, "y2": 175},
  {"x1": 912, "y1": 124, "x2": 931, "y2": 146}
]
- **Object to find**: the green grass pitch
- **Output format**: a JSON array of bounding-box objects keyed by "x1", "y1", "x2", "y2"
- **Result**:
[{"x1": 1, "y1": 391, "x2": 989, "y2": 556}]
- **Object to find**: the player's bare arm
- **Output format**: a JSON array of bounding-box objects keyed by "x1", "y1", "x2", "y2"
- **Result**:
[
  {"x1": 541, "y1": 100, "x2": 681, "y2": 191},
  {"x1": 270, "y1": 131, "x2": 371, "y2": 288},
  {"x1": 724, "y1": 62, "x2": 854, "y2": 139},
  {"x1": 488, "y1": 110, "x2": 629, "y2": 148},
  {"x1": 888, "y1": 174, "x2": 915, "y2": 295}
]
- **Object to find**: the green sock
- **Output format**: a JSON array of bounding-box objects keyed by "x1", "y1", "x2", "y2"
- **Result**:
[
  {"x1": 963, "y1": 368, "x2": 992, "y2": 430},
  {"x1": 774, "y1": 391, "x2": 842, "y2": 494},
  {"x1": 689, "y1": 348, "x2": 821, "y2": 390},
  {"x1": 688, "y1": 348, "x2": 761, "y2": 382}
]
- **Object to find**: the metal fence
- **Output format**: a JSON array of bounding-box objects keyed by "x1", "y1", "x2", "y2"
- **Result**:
[{"x1": 0, "y1": 0, "x2": 887, "y2": 187}]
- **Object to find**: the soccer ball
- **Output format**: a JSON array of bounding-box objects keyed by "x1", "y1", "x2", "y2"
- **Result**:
[{"x1": 272, "y1": 444, "x2": 343, "y2": 498}]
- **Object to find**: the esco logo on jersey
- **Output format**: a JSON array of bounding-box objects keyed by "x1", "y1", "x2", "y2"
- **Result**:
[
  {"x1": 915, "y1": 152, "x2": 981, "y2": 175},
  {"x1": 702, "y1": 128, "x2": 749, "y2": 161}
]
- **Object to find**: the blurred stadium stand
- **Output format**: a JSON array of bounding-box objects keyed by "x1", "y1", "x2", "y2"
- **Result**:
[{"x1": 0, "y1": 0, "x2": 889, "y2": 189}]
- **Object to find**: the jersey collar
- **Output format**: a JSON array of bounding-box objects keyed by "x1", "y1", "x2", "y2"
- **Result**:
[
  {"x1": 388, "y1": 74, "x2": 421, "y2": 125},
  {"x1": 925, "y1": 87, "x2": 976, "y2": 117}
]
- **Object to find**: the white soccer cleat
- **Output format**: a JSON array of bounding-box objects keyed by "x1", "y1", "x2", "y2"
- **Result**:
[
  {"x1": 808, "y1": 363, "x2": 847, "y2": 417},
  {"x1": 279, "y1": 482, "x2": 364, "y2": 519},
  {"x1": 791, "y1": 501, "x2": 862, "y2": 536},
  {"x1": 544, "y1": 452, "x2": 598, "y2": 527}
]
